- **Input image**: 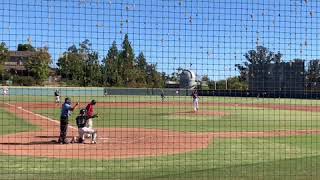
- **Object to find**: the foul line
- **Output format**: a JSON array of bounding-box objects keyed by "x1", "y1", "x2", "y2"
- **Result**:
[{"x1": 4, "y1": 103, "x2": 77, "y2": 130}]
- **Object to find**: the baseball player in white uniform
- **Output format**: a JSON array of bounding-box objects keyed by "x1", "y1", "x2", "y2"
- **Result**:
[
  {"x1": 192, "y1": 90, "x2": 199, "y2": 112},
  {"x1": 2, "y1": 86, "x2": 8, "y2": 96}
]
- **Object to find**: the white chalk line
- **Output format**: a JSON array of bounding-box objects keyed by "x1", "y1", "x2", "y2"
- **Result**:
[
  {"x1": 5, "y1": 103, "x2": 77, "y2": 130},
  {"x1": 4, "y1": 103, "x2": 114, "y2": 141},
  {"x1": 4, "y1": 103, "x2": 180, "y2": 143}
]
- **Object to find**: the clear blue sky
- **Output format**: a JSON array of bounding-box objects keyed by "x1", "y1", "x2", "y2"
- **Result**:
[{"x1": 1, "y1": 0, "x2": 320, "y2": 80}]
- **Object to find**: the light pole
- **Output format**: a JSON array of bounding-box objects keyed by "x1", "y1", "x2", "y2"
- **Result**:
[{"x1": 225, "y1": 79, "x2": 228, "y2": 90}]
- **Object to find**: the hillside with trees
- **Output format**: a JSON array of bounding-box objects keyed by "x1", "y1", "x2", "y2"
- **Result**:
[
  {"x1": 56, "y1": 34, "x2": 164, "y2": 87},
  {"x1": 0, "y1": 35, "x2": 165, "y2": 87},
  {"x1": 3, "y1": 38, "x2": 320, "y2": 91},
  {"x1": 0, "y1": 43, "x2": 51, "y2": 85},
  {"x1": 101, "y1": 35, "x2": 164, "y2": 87}
]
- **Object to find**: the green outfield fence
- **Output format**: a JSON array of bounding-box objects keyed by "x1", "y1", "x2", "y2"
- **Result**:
[
  {"x1": 4, "y1": 86, "x2": 320, "y2": 99},
  {"x1": 0, "y1": 86, "x2": 193, "y2": 96},
  {"x1": 1, "y1": 0, "x2": 320, "y2": 180}
]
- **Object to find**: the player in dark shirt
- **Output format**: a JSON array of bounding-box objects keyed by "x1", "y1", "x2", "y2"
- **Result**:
[
  {"x1": 58, "y1": 97, "x2": 78, "y2": 144},
  {"x1": 75, "y1": 109, "x2": 97, "y2": 144},
  {"x1": 160, "y1": 91, "x2": 165, "y2": 102},
  {"x1": 54, "y1": 89, "x2": 60, "y2": 104}
]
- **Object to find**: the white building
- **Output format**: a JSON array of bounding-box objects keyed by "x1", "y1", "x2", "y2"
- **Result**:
[{"x1": 179, "y1": 69, "x2": 197, "y2": 89}]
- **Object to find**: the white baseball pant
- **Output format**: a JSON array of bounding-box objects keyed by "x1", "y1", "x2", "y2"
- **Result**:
[
  {"x1": 78, "y1": 127, "x2": 97, "y2": 142},
  {"x1": 193, "y1": 98, "x2": 199, "y2": 112}
]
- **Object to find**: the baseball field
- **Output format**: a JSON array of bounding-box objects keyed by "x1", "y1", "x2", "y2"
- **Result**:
[{"x1": 1, "y1": 92, "x2": 320, "y2": 179}]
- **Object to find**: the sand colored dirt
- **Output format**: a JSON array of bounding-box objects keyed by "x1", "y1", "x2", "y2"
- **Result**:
[
  {"x1": 1, "y1": 101, "x2": 320, "y2": 160},
  {"x1": 0, "y1": 103, "x2": 211, "y2": 160}
]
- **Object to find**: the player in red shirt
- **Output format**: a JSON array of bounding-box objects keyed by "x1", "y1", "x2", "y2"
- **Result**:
[{"x1": 85, "y1": 100, "x2": 97, "y2": 138}]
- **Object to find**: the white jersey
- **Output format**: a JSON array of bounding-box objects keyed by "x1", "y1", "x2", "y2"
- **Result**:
[
  {"x1": 3, "y1": 87, "x2": 8, "y2": 95},
  {"x1": 192, "y1": 92, "x2": 199, "y2": 112}
]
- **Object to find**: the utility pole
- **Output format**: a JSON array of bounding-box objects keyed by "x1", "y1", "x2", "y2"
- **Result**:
[{"x1": 225, "y1": 79, "x2": 228, "y2": 90}]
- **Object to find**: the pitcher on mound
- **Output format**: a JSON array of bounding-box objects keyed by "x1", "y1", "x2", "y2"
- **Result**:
[{"x1": 192, "y1": 90, "x2": 199, "y2": 112}]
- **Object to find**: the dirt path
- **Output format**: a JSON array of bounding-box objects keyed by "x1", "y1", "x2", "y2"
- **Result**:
[
  {"x1": 1, "y1": 102, "x2": 320, "y2": 160},
  {"x1": 12, "y1": 101, "x2": 320, "y2": 112},
  {"x1": 0, "y1": 103, "x2": 211, "y2": 160}
]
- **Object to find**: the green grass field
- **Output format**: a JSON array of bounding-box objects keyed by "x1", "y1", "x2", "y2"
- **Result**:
[
  {"x1": 3, "y1": 94, "x2": 320, "y2": 105},
  {"x1": 1, "y1": 95, "x2": 320, "y2": 179},
  {"x1": 0, "y1": 109, "x2": 38, "y2": 135},
  {"x1": 36, "y1": 105, "x2": 320, "y2": 132}
]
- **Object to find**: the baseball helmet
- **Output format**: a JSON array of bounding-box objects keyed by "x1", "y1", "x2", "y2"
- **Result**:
[
  {"x1": 80, "y1": 109, "x2": 86, "y2": 115},
  {"x1": 65, "y1": 97, "x2": 71, "y2": 104},
  {"x1": 91, "y1": 99, "x2": 96, "y2": 105}
]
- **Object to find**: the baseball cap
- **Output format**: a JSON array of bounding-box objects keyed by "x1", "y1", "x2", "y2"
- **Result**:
[{"x1": 91, "y1": 100, "x2": 96, "y2": 105}]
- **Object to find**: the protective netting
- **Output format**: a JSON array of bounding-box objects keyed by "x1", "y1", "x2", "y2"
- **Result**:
[{"x1": 0, "y1": 0, "x2": 320, "y2": 179}]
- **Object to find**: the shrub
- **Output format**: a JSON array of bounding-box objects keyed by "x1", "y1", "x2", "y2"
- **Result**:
[{"x1": 12, "y1": 76, "x2": 37, "y2": 86}]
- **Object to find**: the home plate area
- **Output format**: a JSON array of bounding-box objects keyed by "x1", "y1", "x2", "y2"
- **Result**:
[
  {"x1": 0, "y1": 103, "x2": 212, "y2": 160},
  {"x1": 0, "y1": 127, "x2": 212, "y2": 160}
]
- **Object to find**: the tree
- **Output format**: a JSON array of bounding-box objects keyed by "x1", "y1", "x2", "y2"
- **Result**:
[
  {"x1": 135, "y1": 52, "x2": 148, "y2": 85},
  {"x1": 57, "y1": 47, "x2": 85, "y2": 84},
  {"x1": 0, "y1": 42, "x2": 9, "y2": 61},
  {"x1": 57, "y1": 40, "x2": 102, "y2": 86},
  {"x1": 215, "y1": 79, "x2": 227, "y2": 90},
  {"x1": 225, "y1": 76, "x2": 248, "y2": 90},
  {"x1": 235, "y1": 46, "x2": 282, "y2": 81},
  {"x1": 201, "y1": 75, "x2": 210, "y2": 82},
  {"x1": 101, "y1": 35, "x2": 166, "y2": 88},
  {"x1": 102, "y1": 41, "x2": 122, "y2": 86},
  {"x1": 137, "y1": 52, "x2": 147, "y2": 72},
  {"x1": 213, "y1": 76, "x2": 248, "y2": 90},
  {"x1": 17, "y1": 44, "x2": 35, "y2": 51},
  {"x1": 25, "y1": 48, "x2": 51, "y2": 84},
  {"x1": 119, "y1": 34, "x2": 136, "y2": 85},
  {"x1": 0, "y1": 42, "x2": 9, "y2": 77},
  {"x1": 306, "y1": 59, "x2": 320, "y2": 90},
  {"x1": 79, "y1": 40, "x2": 102, "y2": 86},
  {"x1": 146, "y1": 63, "x2": 164, "y2": 88},
  {"x1": 168, "y1": 67, "x2": 183, "y2": 81},
  {"x1": 83, "y1": 51, "x2": 102, "y2": 86},
  {"x1": 207, "y1": 80, "x2": 216, "y2": 90}
]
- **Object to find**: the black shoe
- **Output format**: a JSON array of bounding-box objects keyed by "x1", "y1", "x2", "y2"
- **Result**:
[{"x1": 78, "y1": 138, "x2": 84, "y2": 144}]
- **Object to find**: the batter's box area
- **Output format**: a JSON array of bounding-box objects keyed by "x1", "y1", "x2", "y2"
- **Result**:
[
  {"x1": 4, "y1": 102, "x2": 319, "y2": 160},
  {"x1": 0, "y1": 128, "x2": 212, "y2": 160},
  {"x1": 0, "y1": 103, "x2": 212, "y2": 160}
]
